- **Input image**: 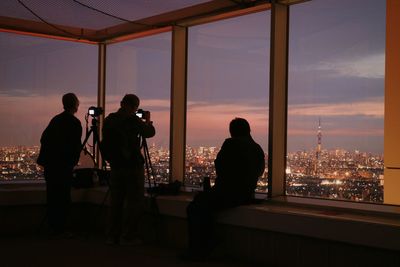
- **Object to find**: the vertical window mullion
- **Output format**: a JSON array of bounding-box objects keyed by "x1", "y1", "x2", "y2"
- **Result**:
[
  {"x1": 170, "y1": 26, "x2": 188, "y2": 183},
  {"x1": 268, "y1": 2, "x2": 289, "y2": 198}
]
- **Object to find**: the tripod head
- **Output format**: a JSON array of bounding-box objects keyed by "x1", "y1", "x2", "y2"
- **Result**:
[
  {"x1": 88, "y1": 106, "x2": 103, "y2": 117},
  {"x1": 82, "y1": 107, "x2": 104, "y2": 169},
  {"x1": 87, "y1": 106, "x2": 103, "y2": 128}
]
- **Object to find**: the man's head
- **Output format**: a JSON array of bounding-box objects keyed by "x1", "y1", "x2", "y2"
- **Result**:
[
  {"x1": 229, "y1": 117, "x2": 251, "y2": 138},
  {"x1": 120, "y1": 94, "x2": 140, "y2": 114},
  {"x1": 62, "y1": 93, "x2": 79, "y2": 114}
]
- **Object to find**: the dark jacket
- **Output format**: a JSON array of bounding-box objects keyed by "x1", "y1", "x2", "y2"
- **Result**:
[
  {"x1": 214, "y1": 136, "x2": 265, "y2": 201},
  {"x1": 102, "y1": 108, "x2": 155, "y2": 169},
  {"x1": 37, "y1": 111, "x2": 82, "y2": 171}
]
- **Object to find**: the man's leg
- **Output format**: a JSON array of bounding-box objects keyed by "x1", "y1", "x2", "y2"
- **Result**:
[
  {"x1": 122, "y1": 167, "x2": 145, "y2": 242},
  {"x1": 45, "y1": 168, "x2": 72, "y2": 235},
  {"x1": 186, "y1": 191, "x2": 217, "y2": 256},
  {"x1": 107, "y1": 168, "x2": 126, "y2": 243}
]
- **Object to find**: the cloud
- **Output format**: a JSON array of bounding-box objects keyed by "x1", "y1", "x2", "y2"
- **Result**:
[
  {"x1": 141, "y1": 99, "x2": 170, "y2": 109},
  {"x1": 104, "y1": 95, "x2": 169, "y2": 108},
  {"x1": 288, "y1": 97, "x2": 384, "y2": 118},
  {"x1": 187, "y1": 101, "x2": 267, "y2": 115},
  {"x1": 186, "y1": 101, "x2": 269, "y2": 142},
  {"x1": 314, "y1": 53, "x2": 385, "y2": 79}
]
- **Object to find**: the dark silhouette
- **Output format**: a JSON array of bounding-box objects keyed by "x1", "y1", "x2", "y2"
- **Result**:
[
  {"x1": 184, "y1": 118, "x2": 265, "y2": 261},
  {"x1": 37, "y1": 93, "x2": 82, "y2": 236},
  {"x1": 102, "y1": 94, "x2": 155, "y2": 245}
]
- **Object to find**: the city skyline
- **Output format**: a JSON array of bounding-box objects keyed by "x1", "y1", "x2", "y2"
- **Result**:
[{"x1": 0, "y1": 143, "x2": 384, "y2": 203}]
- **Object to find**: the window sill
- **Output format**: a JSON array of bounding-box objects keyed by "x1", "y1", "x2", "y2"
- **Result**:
[
  {"x1": 155, "y1": 194, "x2": 400, "y2": 251},
  {"x1": 1, "y1": 186, "x2": 399, "y2": 251}
]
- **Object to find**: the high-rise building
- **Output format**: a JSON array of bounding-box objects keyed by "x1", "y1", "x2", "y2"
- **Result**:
[{"x1": 314, "y1": 118, "x2": 322, "y2": 176}]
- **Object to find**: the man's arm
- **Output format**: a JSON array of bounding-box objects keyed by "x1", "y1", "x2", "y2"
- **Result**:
[
  {"x1": 70, "y1": 119, "x2": 82, "y2": 167},
  {"x1": 37, "y1": 121, "x2": 53, "y2": 167},
  {"x1": 256, "y1": 144, "x2": 265, "y2": 177},
  {"x1": 214, "y1": 139, "x2": 232, "y2": 186},
  {"x1": 137, "y1": 117, "x2": 155, "y2": 138}
]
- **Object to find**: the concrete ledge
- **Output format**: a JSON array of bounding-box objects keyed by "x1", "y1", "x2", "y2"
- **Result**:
[
  {"x1": 155, "y1": 194, "x2": 400, "y2": 251},
  {"x1": 1, "y1": 186, "x2": 400, "y2": 251}
]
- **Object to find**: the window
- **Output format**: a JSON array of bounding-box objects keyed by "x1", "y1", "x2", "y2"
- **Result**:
[
  {"x1": 106, "y1": 33, "x2": 172, "y2": 183},
  {"x1": 186, "y1": 12, "x2": 270, "y2": 191},
  {"x1": 287, "y1": 0, "x2": 385, "y2": 203},
  {"x1": 0, "y1": 33, "x2": 97, "y2": 183}
]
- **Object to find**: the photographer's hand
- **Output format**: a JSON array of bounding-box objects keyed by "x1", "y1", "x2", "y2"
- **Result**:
[{"x1": 144, "y1": 111, "x2": 152, "y2": 124}]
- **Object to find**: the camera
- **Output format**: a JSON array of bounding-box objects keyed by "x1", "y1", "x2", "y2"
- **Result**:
[
  {"x1": 88, "y1": 106, "x2": 103, "y2": 117},
  {"x1": 135, "y1": 109, "x2": 149, "y2": 119}
]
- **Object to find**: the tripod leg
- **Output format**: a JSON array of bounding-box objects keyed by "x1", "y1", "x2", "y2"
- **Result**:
[{"x1": 142, "y1": 139, "x2": 157, "y2": 191}]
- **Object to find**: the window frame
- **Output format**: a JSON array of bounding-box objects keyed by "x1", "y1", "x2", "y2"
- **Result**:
[{"x1": 2, "y1": 0, "x2": 400, "y2": 210}]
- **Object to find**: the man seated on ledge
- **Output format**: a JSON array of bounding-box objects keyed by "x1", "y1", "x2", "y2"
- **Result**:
[{"x1": 183, "y1": 117, "x2": 265, "y2": 261}]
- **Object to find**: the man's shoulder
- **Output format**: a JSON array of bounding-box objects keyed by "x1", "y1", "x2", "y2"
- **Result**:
[
  {"x1": 50, "y1": 112, "x2": 64, "y2": 121},
  {"x1": 53, "y1": 111, "x2": 80, "y2": 123},
  {"x1": 105, "y1": 111, "x2": 118, "y2": 119},
  {"x1": 104, "y1": 112, "x2": 135, "y2": 127},
  {"x1": 223, "y1": 137, "x2": 250, "y2": 146},
  {"x1": 224, "y1": 137, "x2": 264, "y2": 152},
  {"x1": 66, "y1": 113, "x2": 81, "y2": 127},
  {"x1": 105, "y1": 111, "x2": 134, "y2": 121},
  {"x1": 222, "y1": 137, "x2": 235, "y2": 144}
]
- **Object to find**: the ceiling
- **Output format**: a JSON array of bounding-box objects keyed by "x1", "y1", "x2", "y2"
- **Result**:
[{"x1": 0, "y1": 0, "x2": 303, "y2": 44}]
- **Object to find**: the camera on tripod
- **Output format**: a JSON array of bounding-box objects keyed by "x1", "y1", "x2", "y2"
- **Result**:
[
  {"x1": 88, "y1": 106, "x2": 103, "y2": 117},
  {"x1": 136, "y1": 109, "x2": 149, "y2": 120}
]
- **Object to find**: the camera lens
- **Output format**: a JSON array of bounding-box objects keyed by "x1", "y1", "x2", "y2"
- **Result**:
[{"x1": 88, "y1": 106, "x2": 103, "y2": 117}]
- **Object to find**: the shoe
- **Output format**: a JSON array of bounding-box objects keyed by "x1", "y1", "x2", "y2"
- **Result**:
[{"x1": 119, "y1": 237, "x2": 143, "y2": 246}]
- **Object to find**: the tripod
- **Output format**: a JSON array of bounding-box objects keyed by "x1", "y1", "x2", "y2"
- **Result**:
[
  {"x1": 140, "y1": 136, "x2": 162, "y2": 243},
  {"x1": 141, "y1": 136, "x2": 157, "y2": 195},
  {"x1": 82, "y1": 115, "x2": 103, "y2": 168},
  {"x1": 80, "y1": 114, "x2": 111, "y2": 236}
]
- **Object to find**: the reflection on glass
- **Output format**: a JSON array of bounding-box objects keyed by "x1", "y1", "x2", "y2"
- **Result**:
[
  {"x1": 186, "y1": 12, "x2": 270, "y2": 191},
  {"x1": 287, "y1": 0, "x2": 385, "y2": 203},
  {"x1": 0, "y1": 33, "x2": 97, "y2": 183},
  {"x1": 106, "y1": 33, "x2": 171, "y2": 184}
]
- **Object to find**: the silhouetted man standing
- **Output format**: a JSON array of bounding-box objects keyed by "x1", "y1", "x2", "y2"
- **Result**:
[
  {"x1": 37, "y1": 93, "x2": 82, "y2": 236},
  {"x1": 184, "y1": 118, "x2": 265, "y2": 261},
  {"x1": 102, "y1": 94, "x2": 155, "y2": 245}
]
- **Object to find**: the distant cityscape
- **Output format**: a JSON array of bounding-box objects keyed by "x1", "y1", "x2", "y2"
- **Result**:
[
  {"x1": 0, "y1": 146, "x2": 43, "y2": 182},
  {"x1": 0, "y1": 142, "x2": 383, "y2": 203}
]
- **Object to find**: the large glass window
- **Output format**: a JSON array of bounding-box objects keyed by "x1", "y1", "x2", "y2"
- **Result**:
[
  {"x1": 186, "y1": 12, "x2": 270, "y2": 191},
  {"x1": 287, "y1": 0, "x2": 385, "y2": 203},
  {"x1": 0, "y1": 33, "x2": 97, "y2": 183},
  {"x1": 106, "y1": 33, "x2": 171, "y2": 183}
]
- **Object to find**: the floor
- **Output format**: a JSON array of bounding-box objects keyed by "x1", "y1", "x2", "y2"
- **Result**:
[{"x1": 0, "y1": 234, "x2": 257, "y2": 267}]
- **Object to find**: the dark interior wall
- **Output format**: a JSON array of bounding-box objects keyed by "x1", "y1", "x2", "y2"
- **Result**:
[{"x1": 1, "y1": 203, "x2": 399, "y2": 267}]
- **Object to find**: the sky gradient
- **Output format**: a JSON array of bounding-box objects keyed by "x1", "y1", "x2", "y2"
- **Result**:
[{"x1": 0, "y1": 0, "x2": 385, "y2": 154}]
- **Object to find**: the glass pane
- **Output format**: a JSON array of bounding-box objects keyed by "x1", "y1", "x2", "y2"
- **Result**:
[
  {"x1": 287, "y1": 0, "x2": 385, "y2": 203},
  {"x1": 0, "y1": 33, "x2": 97, "y2": 183},
  {"x1": 187, "y1": 12, "x2": 270, "y2": 192},
  {"x1": 106, "y1": 32, "x2": 171, "y2": 184}
]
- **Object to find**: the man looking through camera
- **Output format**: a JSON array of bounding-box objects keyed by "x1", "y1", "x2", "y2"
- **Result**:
[{"x1": 102, "y1": 94, "x2": 155, "y2": 245}]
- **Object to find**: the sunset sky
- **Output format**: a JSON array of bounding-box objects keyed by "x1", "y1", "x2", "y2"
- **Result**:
[{"x1": 0, "y1": 0, "x2": 385, "y2": 154}]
